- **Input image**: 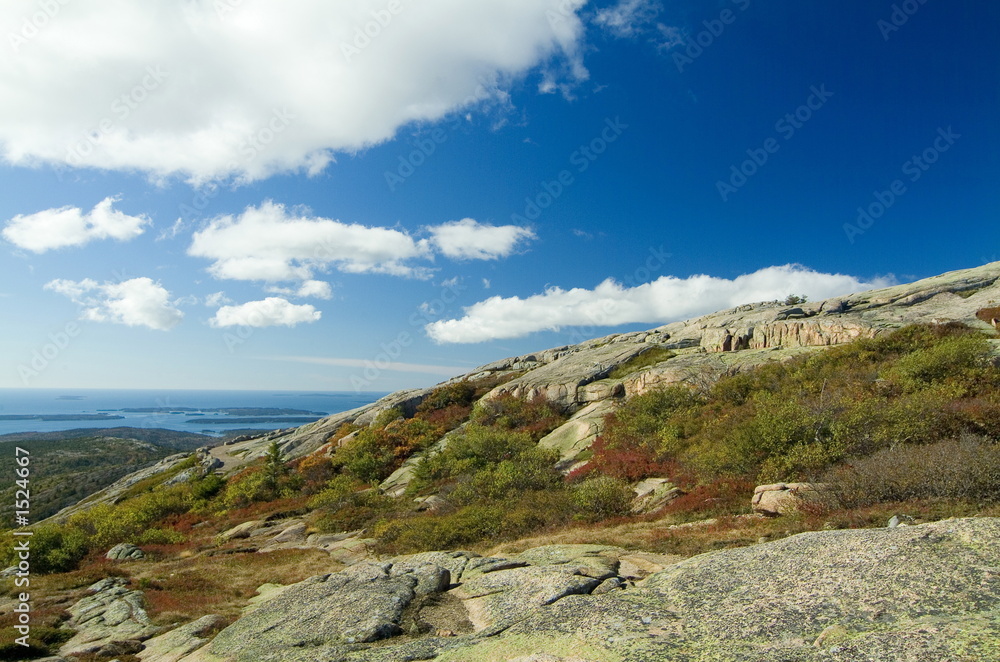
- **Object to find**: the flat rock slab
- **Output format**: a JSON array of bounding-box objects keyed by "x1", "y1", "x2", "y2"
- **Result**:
[
  {"x1": 138, "y1": 614, "x2": 225, "y2": 662},
  {"x1": 453, "y1": 565, "x2": 603, "y2": 632},
  {"x1": 206, "y1": 562, "x2": 435, "y2": 661},
  {"x1": 470, "y1": 518, "x2": 1000, "y2": 661},
  {"x1": 61, "y1": 577, "x2": 162, "y2": 656}
]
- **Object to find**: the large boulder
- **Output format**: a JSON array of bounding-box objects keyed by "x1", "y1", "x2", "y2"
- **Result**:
[
  {"x1": 205, "y1": 562, "x2": 428, "y2": 661},
  {"x1": 751, "y1": 482, "x2": 836, "y2": 516},
  {"x1": 106, "y1": 542, "x2": 145, "y2": 561}
]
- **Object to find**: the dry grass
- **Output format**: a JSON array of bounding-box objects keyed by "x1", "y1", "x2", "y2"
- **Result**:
[
  {"x1": 130, "y1": 547, "x2": 341, "y2": 625},
  {"x1": 487, "y1": 497, "x2": 1000, "y2": 559}
]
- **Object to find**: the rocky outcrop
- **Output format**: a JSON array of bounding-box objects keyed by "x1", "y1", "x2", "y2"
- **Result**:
[
  {"x1": 212, "y1": 517, "x2": 374, "y2": 562},
  {"x1": 205, "y1": 262, "x2": 1000, "y2": 471},
  {"x1": 537, "y1": 401, "x2": 616, "y2": 470},
  {"x1": 138, "y1": 615, "x2": 226, "y2": 662},
  {"x1": 60, "y1": 577, "x2": 162, "y2": 656},
  {"x1": 43, "y1": 263, "x2": 1000, "y2": 534},
  {"x1": 106, "y1": 542, "x2": 145, "y2": 561},
  {"x1": 631, "y1": 478, "x2": 683, "y2": 513},
  {"x1": 155, "y1": 518, "x2": 1000, "y2": 661}
]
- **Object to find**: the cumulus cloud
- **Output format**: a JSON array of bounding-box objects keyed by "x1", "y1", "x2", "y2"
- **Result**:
[
  {"x1": 425, "y1": 264, "x2": 896, "y2": 343},
  {"x1": 428, "y1": 218, "x2": 536, "y2": 260},
  {"x1": 189, "y1": 201, "x2": 432, "y2": 281},
  {"x1": 0, "y1": 0, "x2": 587, "y2": 183},
  {"x1": 44, "y1": 277, "x2": 184, "y2": 330},
  {"x1": 594, "y1": 0, "x2": 662, "y2": 38},
  {"x1": 189, "y1": 202, "x2": 535, "y2": 283},
  {"x1": 2, "y1": 196, "x2": 149, "y2": 253},
  {"x1": 210, "y1": 297, "x2": 321, "y2": 328}
]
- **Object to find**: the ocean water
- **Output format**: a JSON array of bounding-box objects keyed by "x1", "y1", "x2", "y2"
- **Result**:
[{"x1": 0, "y1": 389, "x2": 388, "y2": 437}]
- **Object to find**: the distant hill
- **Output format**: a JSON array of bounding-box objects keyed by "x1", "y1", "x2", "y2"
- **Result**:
[
  {"x1": 0, "y1": 426, "x2": 217, "y2": 450},
  {"x1": 0, "y1": 428, "x2": 231, "y2": 526}
]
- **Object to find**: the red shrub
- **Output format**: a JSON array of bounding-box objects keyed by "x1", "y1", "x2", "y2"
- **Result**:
[{"x1": 572, "y1": 436, "x2": 678, "y2": 482}]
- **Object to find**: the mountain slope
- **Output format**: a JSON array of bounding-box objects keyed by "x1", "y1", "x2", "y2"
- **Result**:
[{"x1": 253, "y1": 261, "x2": 1000, "y2": 465}]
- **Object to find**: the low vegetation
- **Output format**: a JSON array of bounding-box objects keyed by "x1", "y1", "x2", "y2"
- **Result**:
[
  {"x1": 4, "y1": 324, "x2": 999, "y2": 611},
  {"x1": 0, "y1": 437, "x2": 173, "y2": 524}
]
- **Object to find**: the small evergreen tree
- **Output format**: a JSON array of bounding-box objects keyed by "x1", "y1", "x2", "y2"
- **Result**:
[{"x1": 263, "y1": 441, "x2": 288, "y2": 497}]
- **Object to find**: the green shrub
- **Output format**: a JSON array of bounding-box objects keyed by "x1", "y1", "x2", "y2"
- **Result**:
[
  {"x1": 580, "y1": 324, "x2": 1000, "y2": 486},
  {"x1": 190, "y1": 473, "x2": 226, "y2": 502},
  {"x1": 571, "y1": 476, "x2": 635, "y2": 521},
  {"x1": 308, "y1": 474, "x2": 367, "y2": 510},
  {"x1": 332, "y1": 416, "x2": 444, "y2": 484},
  {"x1": 470, "y1": 393, "x2": 565, "y2": 439},
  {"x1": 376, "y1": 490, "x2": 576, "y2": 554},
  {"x1": 0, "y1": 523, "x2": 89, "y2": 575},
  {"x1": 412, "y1": 425, "x2": 539, "y2": 488},
  {"x1": 887, "y1": 333, "x2": 990, "y2": 391},
  {"x1": 376, "y1": 504, "x2": 505, "y2": 553},
  {"x1": 312, "y1": 485, "x2": 394, "y2": 533},
  {"x1": 418, "y1": 381, "x2": 477, "y2": 413},
  {"x1": 824, "y1": 435, "x2": 1000, "y2": 507},
  {"x1": 450, "y1": 452, "x2": 561, "y2": 505}
]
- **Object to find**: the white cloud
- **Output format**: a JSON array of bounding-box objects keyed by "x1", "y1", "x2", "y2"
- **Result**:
[
  {"x1": 295, "y1": 280, "x2": 333, "y2": 300},
  {"x1": 210, "y1": 297, "x2": 321, "y2": 328},
  {"x1": 0, "y1": 1, "x2": 588, "y2": 183},
  {"x1": 189, "y1": 201, "x2": 432, "y2": 281},
  {"x1": 189, "y1": 204, "x2": 536, "y2": 283},
  {"x1": 425, "y1": 264, "x2": 896, "y2": 343},
  {"x1": 265, "y1": 280, "x2": 334, "y2": 300},
  {"x1": 2, "y1": 196, "x2": 149, "y2": 253},
  {"x1": 204, "y1": 291, "x2": 232, "y2": 307},
  {"x1": 594, "y1": 0, "x2": 662, "y2": 38},
  {"x1": 45, "y1": 277, "x2": 184, "y2": 330},
  {"x1": 428, "y1": 218, "x2": 536, "y2": 260}
]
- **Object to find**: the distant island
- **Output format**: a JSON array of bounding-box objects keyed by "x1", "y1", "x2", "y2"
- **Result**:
[
  {"x1": 121, "y1": 407, "x2": 327, "y2": 416},
  {"x1": 187, "y1": 416, "x2": 324, "y2": 425},
  {"x1": 0, "y1": 413, "x2": 125, "y2": 422}
]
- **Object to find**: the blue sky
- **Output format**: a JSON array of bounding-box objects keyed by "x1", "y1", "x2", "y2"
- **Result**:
[{"x1": 1, "y1": 0, "x2": 997, "y2": 391}]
